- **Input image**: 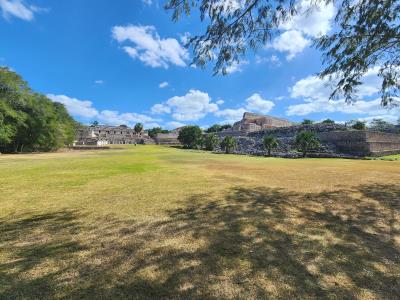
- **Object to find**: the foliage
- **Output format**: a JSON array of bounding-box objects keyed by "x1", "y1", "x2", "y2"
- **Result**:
[
  {"x1": 302, "y1": 119, "x2": 314, "y2": 125},
  {"x1": 351, "y1": 121, "x2": 366, "y2": 130},
  {"x1": 263, "y1": 135, "x2": 278, "y2": 156},
  {"x1": 220, "y1": 136, "x2": 237, "y2": 154},
  {"x1": 134, "y1": 123, "x2": 144, "y2": 133},
  {"x1": 203, "y1": 133, "x2": 219, "y2": 151},
  {"x1": 178, "y1": 126, "x2": 203, "y2": 148},
  {"x1": 368, "y1": 118, "x2": 396, "y2": 132},
  {"x1": 205, "y1": 124, "x2": 232, "y2": 133},
  {"x1": 166, "y1": 0, "x2": 399, "y2": 106},
  {"x1": 147, "y1": 127, "x2": 169, "y2": 138},
  {"x1": 295, "y1": 131, "x2": 320, "y2": 157},
  {"x1": 321, "y1": 119, "x2": 335, "y2": 124},
  {"x1": 90, "y1": 121, "x2": 99, "y2": 127},
  {"x1": 0, "y1": 67, "x2": 76, "y2": 153}
]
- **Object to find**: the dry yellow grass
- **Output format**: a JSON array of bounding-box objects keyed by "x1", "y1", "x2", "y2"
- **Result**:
[{"x1": 1, "y1": 145, "x2": 399, "y2": 299}]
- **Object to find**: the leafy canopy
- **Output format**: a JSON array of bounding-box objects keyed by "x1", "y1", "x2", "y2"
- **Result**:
[
  {"x1": 166, "y1": 0, "x2": 399, "y2": 106},
  {"x1": 263, "y1": 134, "x2": 278, "y2": 156},
  {"x1": 203, "y1": 133, "x2": 220, "y2": 151},
  {"x1": 295, "y1": 130, "x2": 320, "y2": 157},
  {"x1": 220, "y1": 136, "x2": 237, "y2": 154},
  {"x1": 178, "y1": 125, "x2": 203, "y2": 148}
]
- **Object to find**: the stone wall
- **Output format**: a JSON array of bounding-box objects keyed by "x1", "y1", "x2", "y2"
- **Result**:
[
  {"x1": 319, "y1": 130, "x2": 400, "y2": 156},
  {"x1": 154, "y1": 132, "x2": 180, "y2": 145}
]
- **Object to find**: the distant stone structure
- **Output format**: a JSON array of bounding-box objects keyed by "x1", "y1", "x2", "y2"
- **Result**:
[
  {"x1": 215, "y1": 113, "x2": 400, "y2": 157},
  {"x1": 75, "y1": 125, "x2": 154, "y2": 145},
  {"x1": 154, "y1": 127, "x2": 183, "y2": 145},
  {"x1": 232, "y1": 112, "x2": 293, "y2": 132}
]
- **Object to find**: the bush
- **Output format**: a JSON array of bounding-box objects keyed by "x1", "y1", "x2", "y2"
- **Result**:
[
  {"x1": 178, "y1": 126, "x2": 203, "y2": 149},
  {"x1": 321, "y1": 119, "x2": 335, "y2": 124},
  {"x1": 302, "y1": 119, "x2": 314, "y2": 125},
  {"x1": 203, "y1": 134, "x2": 219, "y2": 151},
  {"x1": 220, "y1": 136, "x2": 237, "y2": 154},
  {"x1": 351, "y1": 121, "x2": 366, "y2": 130}
]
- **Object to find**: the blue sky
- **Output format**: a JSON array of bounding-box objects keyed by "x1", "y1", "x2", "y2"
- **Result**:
[{"x1": 1, "y1": 0, "x2": 398, "y2": 129}]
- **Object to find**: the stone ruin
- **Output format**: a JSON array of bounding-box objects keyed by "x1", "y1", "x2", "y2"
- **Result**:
[
  {"x1": 75, "y1": 125, "x2": 155, "y2": 146},
  {"x1": 215, "y1": 113, "x2": 400, "y2": 158}
]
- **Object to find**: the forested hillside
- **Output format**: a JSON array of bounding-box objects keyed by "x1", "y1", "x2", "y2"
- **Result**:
[{"x1": 0, "y1": 67, "x2": 77, "y2": 153}]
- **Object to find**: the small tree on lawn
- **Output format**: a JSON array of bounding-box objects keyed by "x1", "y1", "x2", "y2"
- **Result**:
[
  {"x1": 203, "y1": 133, "x2": 219, "y2": 151},
  {"x1": 134, "y1": 123, "x2": 143, "y2": 133},
  {"x1": 295, "y1": 131, "x2": 320, "y2": 158},
  {"x1": 220, "y1": 136, "x2": 237, "y2": 154},
  {"x1": 263, "y1": 135, "x2": 278, "y2": 156},
  {"x1": 178, "y1": 126, "x2": 202, "y2": 149}
]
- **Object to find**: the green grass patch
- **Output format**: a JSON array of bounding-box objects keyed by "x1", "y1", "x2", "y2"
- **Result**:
[{"x1": 1, "y1": 145, "x2": 399, "y2": 299}]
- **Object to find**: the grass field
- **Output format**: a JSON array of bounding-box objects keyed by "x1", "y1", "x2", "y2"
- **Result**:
[{"x1": 1, "y1": 145, "x2": 399, "y2": 299}]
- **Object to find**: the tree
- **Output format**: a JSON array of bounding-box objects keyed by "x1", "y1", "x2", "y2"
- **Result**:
[
  {"x1": 220, "y1": 136, "x2": 237, "y2": 154},
  {"x1": 302, "y1": 119, "x2": 314, "y2": 125},
  {"x1": 295, "y1": 131, "x2": 320, "y2": 157},
  {"x1": 351, "y1": 121, "x2": 366, "y2": 130},
  {"x1": 205, "y1": 124, "x2": 221, "y2": 133},
  {"x1": 322, "y1": 119, "x2": 335, "y2": 124},
  {"x1": 178, "y1": 126, "x2": 203, "y2": 148},
  {"x1": 166, "y1": 0, "x2": 399, "y2": 106},
  {"x1": 203, "y1": 133, "x2": 219, "y2": 151},
  {"x1": 220, "y1": 124, "x2": 232, "y2": 131},
  {"x1": 263, "y1": 135, "x2": 278, "y2": 156},
  {"x1": 368, "y1": 118, "x2": 396, "y2": 132},
  {"x1": 90, "y1": 121, "x2": 99, "y2": 127},
  {"x1": 134, "y1": 123, "x2": 143, "y2": 133},
  {"x1": 147, "y1": 127, "x2": 169, "y2": 138},
  {"x1": 0, "y1": 67, "x2": 76, "y2": 153}
]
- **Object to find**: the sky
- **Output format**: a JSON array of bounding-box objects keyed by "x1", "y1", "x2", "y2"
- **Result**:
[{"x1": 1, "y1": 0, "x2": 399, "y2": 129}]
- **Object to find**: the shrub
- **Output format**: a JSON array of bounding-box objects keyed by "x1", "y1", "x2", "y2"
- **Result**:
[
  {"x1": 203, "y1": 133, "x2": 219, "y2": 151},
  {"x1": 352, "y1": 121, "x2": 366, "y2": 130},
  {"x1": 220, "y1": 136, "x2": 237, "y2": 154},
  {"x1": 322, "y1": 119, "x2": 335, "y2": 124},
  {"x1": 134, "y1": 123, "x2": 143, "y2": 133},
  {"x1": 302, "y1": 119, "x2": 314, "y2": 125},
  {"x1": 178, "y1": 126, "x2": 203, "y2": 149}
]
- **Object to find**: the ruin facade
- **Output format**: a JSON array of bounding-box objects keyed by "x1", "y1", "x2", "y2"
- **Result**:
[
  {"x1": 231, "y1": 112, "x2": 293, "y2": 133},
  {"x1": 75, "y1": 125, "x2": 154, "y2": 145}
]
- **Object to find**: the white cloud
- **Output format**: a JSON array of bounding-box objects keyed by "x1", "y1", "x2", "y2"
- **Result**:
[
  {"x1": 112, "y1": 25, "x2": 188, "y2": 68},
  {"x1": 142, "y1": 0, "x2": 152, "y2": 5},
  {"x1": 215, "y1": 108, "x2": 247, "y2": 120},
  {"x1": 159, "y1": 81, "x2": 168, "y2": 88},
  {"x1": 0, "y1": 0, "x2": 39, "y2": 21},
  {"x1": 152, "y1": 89, "x2": 219, "y2": 121},
  {"x1": 216, "y1": 99, "x2": 224, "y2": 105},
  {"x1": 286, "y1": 98, "x2": 400, "y2": 119},
  {"x1": 271, "y1": 30, "x2": 311, "y2": 60},
  {"x1": 256, "y1": 54, "x2": 281, "y2": 66},
  {"x1": 280, "y1": 0, "x2": 335, "y2": 38},
  {"x1": 47, "y1": 94, "x2": 98, "y2": 119},
  {"x1": 95, "y1": 80, "x2": 104, "y2": 84},
  {"x1": 290, "y1": 67, "x2": 382, "y2": 100},
  {"x1": 165, "y1": 121, "x2": 186, "y2": 129},
  {"x1": 269, "y1": 0, "x2": 335, "y2": 60},
  {"x1": 245, "y1": 93, "x2": 275, "y2": 114},
  {"x1": 225, "y1": 60, "x2": 249, "y2": 73},
  {"x1": 47, "y1": 94, "x2": 160, "y2": 128},
  {"x1": 151, "y1": 103, "x2": 171, "y2": 114}
]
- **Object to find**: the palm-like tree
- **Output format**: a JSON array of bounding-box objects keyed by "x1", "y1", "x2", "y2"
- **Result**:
[
  {"x1": 220, "y1": 136, "x2": 237, "y2": 154},
  {"x1": 263, "y1": 135, "x2": 278, "y2": 156},
  {"x1": 295, "y1": 131, "x2": 320, "y2": 157},
  {"x1": 134, "y1": 123, "x2": 143, "y2": 134}
]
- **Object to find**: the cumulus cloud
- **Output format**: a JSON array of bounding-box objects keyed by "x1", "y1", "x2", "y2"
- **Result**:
[
  {"x1": 112, "y1": 25, "x2": 188, "y2": 68},
  {"x1": 245, "y1": 93, "x2": 275, "y2": 114},
  {"x1": 290, "y1": 67, "x2": 382, "y2": 100},
  {"x1": 151, "y1": 89, "x2": 219, "y2": 121},
  {"x1": 47, "y1": 94, "x2": 160, "y2": 128},
  {"x1": 47, "y1": 94, "x2": 98, "y2": 119},
  {"x1": 94, "y1": 80, "x2": 104, "y2": 84},
  {"x1": 159, "y1": 81, "x2": 168, "y2": 88},
  {"x1": 215, "y1": 108, "x2": 247, "y2": 120},
  {"x1": 225, "y1": 60, "x2": 249, "y2": 74},
  {"x1": 165, "y1": 121, "x2": 186, "y2": 129},
  {"x1": 286, "y1": 68, "x2": 399, "y2": 121},
  {"x1": 270, "y1": 0, "x2": 335, "y2": 60},
  {"x1": 271, "y1": 30, "x2": 311, "y2": 60},
  {"x1": 0, "y1": 0, "x2": 41, "y2": 21}
]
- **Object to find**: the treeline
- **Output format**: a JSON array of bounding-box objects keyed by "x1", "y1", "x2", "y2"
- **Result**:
[{"x1": 0, "y1": 67, "x2": 78, "y2": 153}]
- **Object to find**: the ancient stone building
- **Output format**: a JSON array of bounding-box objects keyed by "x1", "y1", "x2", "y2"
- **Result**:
[
  {"x1": 75, "y1": 125, "x2": 154, "y2": 145},
  {"x1": 154, "y1": 127, "x2": 183, "y2": 145},
  {"x1": 232, "y1": 112, "x2": 293, "y2": 133}
]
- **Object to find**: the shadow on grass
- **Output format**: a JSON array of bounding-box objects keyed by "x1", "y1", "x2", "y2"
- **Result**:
[{"x1": 1, "y1": 184, "x2": 399, "y2": 299}]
